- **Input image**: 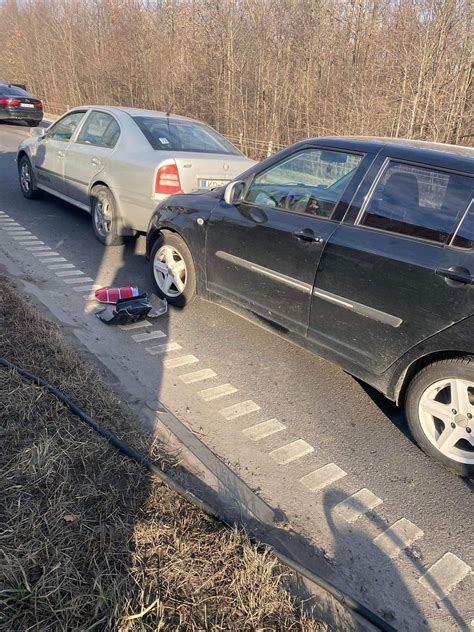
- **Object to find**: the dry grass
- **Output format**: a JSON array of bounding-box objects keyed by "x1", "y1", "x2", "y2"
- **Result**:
[{"x1": 0, "y1": 276, "x2": 322, "y2": 631}]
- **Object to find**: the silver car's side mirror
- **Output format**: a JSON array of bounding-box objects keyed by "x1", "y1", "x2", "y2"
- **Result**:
[
  {"x1": 224, "y1": 180, "x2": 245, "y2": 206},
  {"x1": 31, "y1": 127, "x2": 45, "y2": 138}
]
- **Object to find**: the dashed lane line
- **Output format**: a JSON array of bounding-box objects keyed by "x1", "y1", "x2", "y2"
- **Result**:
[
  {"x1": 146, "y1": 342, "x2": 182, "y2": 355},
  {"x1": 43, "y1": 257, "x2": 67, "y2": 264},
  {"x1": 48, "y1": 263, "x2": 75, "y2": 270},
  {"x1": 55, "y1": 270, "x2": 85, "y2": 277},
  {"x1": 132, "y1": 330, "x2": 167, "y2": 342},
  {"x1": 13, "y1": 235, "x2": 37, "y2": 241},
  {"x1": 164, "y1": 354, "x2": 199, "y2": 369},
  {"x1": 242, "y1": 418, "x2": 286, "y2": 441},
  {"x1": 28, "y1": 246, "x2": 51, "y2": 252},
  {"x1": 419, "y1": 552, "x2": 471, "y2": 600},
  {"x1": 33, "y1": 251, "x2": 60, "y2": 257},
  {"x1": 119, "y1": 320, "x2": 153, "y2": 331},
  {"x1": 198, "y1": 383, "x2": 238, "y2": 402},
  {"x1": 270, "y1": 439, "x2": 314, "y2": 465},
  {"x1": 300, "y1": 463, "x2": 347, "y2": 491},
  {"x1": 179, "y1": 368, "x2": 217, "y2": 384},
  {"x1": 373, "y1": 518, "x2": 424, "y2": 559},
  {"x1": 333, "y1": 488, "x2": 383, "y2": 523},
  {"x1": 24, "y1": 242, "x2": 46, "y2": 247},
  {"x1": 73, "y1": 283, "x2": 99, "y2": 291},
  {"x1": 220, "y1": 400, "x2": 261, "y2": 420},
  {"x1": 63, "y1": 276, "x2": 95, "y2": 284}
]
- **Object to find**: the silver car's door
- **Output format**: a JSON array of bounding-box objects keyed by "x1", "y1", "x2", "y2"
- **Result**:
[
  {"x1": 34, "y1": 111, "x2": 87, "y2": 195},
  {"x1": 64, "y1": 111, "x2": 121, "y2": 206}
]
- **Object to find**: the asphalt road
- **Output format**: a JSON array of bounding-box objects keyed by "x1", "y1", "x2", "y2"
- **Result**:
[{"x1": 1, "y1": 121, "x2": 472, "y2": 631}]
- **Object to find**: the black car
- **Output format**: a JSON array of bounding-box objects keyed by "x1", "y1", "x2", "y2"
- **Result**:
[
  {"x1": 146, "y1": 136, "x2": 474, "y2": 477},
  {"x1": 0, "y1": 84, "x2": 43, "y2": 126}
]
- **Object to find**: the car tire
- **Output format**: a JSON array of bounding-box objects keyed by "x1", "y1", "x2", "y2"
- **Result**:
[
  {"x1": 91, "y1": 185, "x2": 123, "y2": 246},
  {"x1": 18, "y1": 155, "x2": 40, "y2": 199},
  {"x1": 150, "y1": 232, "x2": 196, "y2": 307},
  {"x1": 405, "y1": 357, "x2": 474, "y2": 477},
  {"x1": 27, "y1": 120, "x2": 40, "y2": 127}
]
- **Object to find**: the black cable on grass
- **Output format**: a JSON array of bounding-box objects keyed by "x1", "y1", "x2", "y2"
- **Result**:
[{"x1": 1, "y1": 357, "x2": 396, "y2": 632}]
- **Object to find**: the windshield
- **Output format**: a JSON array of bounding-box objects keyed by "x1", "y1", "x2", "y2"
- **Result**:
[
  {"x1": 0, "y1": 85, "x2": 31, "y2": 97},
  {"x1": 133, "y1": 116, "x2": 240, "y2": 155}
]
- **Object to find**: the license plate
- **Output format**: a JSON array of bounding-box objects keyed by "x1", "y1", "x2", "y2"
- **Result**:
[
  {"x1": 20, "y1": 103, "x2": 34, "y2": 108},
  {"x1": 198, "y1": 178, "x2": 229, "y2": 189}
]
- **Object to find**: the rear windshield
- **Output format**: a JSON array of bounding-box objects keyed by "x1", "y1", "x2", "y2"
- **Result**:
[
  {"x1": 133, "y1": 116, "x2": 240, "y2": 155},
  {"x1": 0, "y1": 85, "x2": 31, "y2": 97}
]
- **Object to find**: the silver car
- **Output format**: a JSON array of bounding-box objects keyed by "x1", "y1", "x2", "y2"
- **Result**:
[{"x1": 16, "y1": 106, "x2": 255, "y2": 245}]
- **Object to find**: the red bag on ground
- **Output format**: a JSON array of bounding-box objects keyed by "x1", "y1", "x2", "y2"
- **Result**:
[{"x1": 95, "y1": 286, "x2": 139, "y2": 304}]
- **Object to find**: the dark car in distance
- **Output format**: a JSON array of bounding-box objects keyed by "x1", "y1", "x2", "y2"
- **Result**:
[
  {"x1": 146, "y1": 136, "x2": 474, "y2": 477},
  {"x1": 0, "y1": 83, "x2": 43, "y2": 126}
]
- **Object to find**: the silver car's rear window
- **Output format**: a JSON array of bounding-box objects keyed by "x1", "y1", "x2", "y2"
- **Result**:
[{"x1": 133, "y1": 116, "x2": 240, "y2": 155}]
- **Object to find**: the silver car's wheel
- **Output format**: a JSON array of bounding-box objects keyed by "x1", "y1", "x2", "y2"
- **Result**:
[
  {"x1": 94, "y1": 196, "x2": 113, "y2": 238},
  {"x1": 20, "y1": 161, "x2": 31, "y2": 193},
  {"x1": 153, "y1": 245, "x2": 187, "y2": 298},
  {"x1": 91, "y1": 185, "x2": 123, "y2": 246},
  {"x1": 418, "y1": 378, "x2": 474, "y2": 465},
  {"x1": 18, "y1": 156, "x2": 40, "y2": 199}
]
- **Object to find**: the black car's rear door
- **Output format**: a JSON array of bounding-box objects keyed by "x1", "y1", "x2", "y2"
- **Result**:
[
  {"x1": 308, "y1": 156, "x2": 474, "y2": 375},
  {"x1": 205, "y1": 146, "x2": 367, "y2": 335}
]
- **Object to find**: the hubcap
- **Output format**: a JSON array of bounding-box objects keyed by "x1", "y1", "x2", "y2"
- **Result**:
[
  {"x1": 418, "y1": 378, "x2": 474, "y2": 464},
  {"x1": 94, "y1": 196, "x2": 112, "y2": 236},
  {"x1": 153, "y1": 245, "x2": 187, "y2": 298},
  {"x1": 20, "y1": 162, "x2": 31, "y2": 192}
]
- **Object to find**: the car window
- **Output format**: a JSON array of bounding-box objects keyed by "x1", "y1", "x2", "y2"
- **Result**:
[
  {"x1": 360, "y1": 161, "x2": 474, "y2": 245},
  {"x1": 452, "y1": 201, "x2": 474, "y2": 249},
  {"x1": 0, "y1": 85, "x2": 30, "y2": 97},
  {"x1": 48, "y1": 112, "x2": 86, "y2": 142},
  {"x1": 245, "y1": 149, "x2": 363, "y2": 218},
  {"x1": 133, "y1": 116, "x2": 240, "y2": 155},
  {"x1": 76, "y1": 111, "x2": 120, "y2": 148}
]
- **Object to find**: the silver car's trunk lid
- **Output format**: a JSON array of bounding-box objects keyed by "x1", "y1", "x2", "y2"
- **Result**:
[{"x1": 173, "y1": 153, "x2": 255, "y2": 193}]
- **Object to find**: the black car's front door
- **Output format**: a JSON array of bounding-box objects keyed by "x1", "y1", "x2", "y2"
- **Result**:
[
  {"x1": 309, "y1": 158, "x2": 474, "y2": 375},
  {"x1": 206, "y1": 147, "x2": 365, "y2": 335}
]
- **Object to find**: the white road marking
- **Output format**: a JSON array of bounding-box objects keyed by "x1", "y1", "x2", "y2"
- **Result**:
[
  {"x1": 119, "y1": 320, "x2": 152, "y2": 331},
  {"x1": 13, "y1": 235, "x2": 37, "y2": 240},
  {"x1": 73, "y1": 284, "x2": 99, "y2": 292},
  {"x1": 63, "y1": 276, "x2": 94, "y2": 284},
  {"x1": 198, "y1": 383, "x2": 238, "y2": 401},
  {"x1": 419, "y1": 552, "x2": 471, "y2": 600},
  {"x1": 8, "y1": 231, "x2": 31, "y2": 236},
  {"x1": 28, "y1": 246, "x2": 51, "y2": 252},
  {"x1": 24, "y1": 242, "x2": 46, "y2": 247},
  {"x1": 243, "y1": 418, "x2": 286, "y2": 441},
  {"x1": 34, "y1": 251, "x2": 59, "y2": 257},
  {"x1": 48, "y1": 263, "x2": 75, "y2": 270},
  {"x1": 220, "y1": 400, "x2": 261, "y2": 420},
  {"x1": 270, "y1": 439, "x2": 314, "y2": 465},
  {"x1": 163, "y1": 354, "x2": 199, "y2": 369},
  {"x1": 300, "y1": 463, "x2": 347, "y2": 491},
  {"x1": 43, "y1": 257, "x2": 67, "y2": 263},
  {"x1": 146, "y1": 341, "x2": 182, "y2": 355},
  {"x1": 2, "y1": 225, "x2": 23, "y2": 230},
  {"x1": 55, "y1": 270, "x2": 85, "y2": 277},
  {"x1": 373, "y1": 518, "x2": 424, "y2": 559},
  {"x1": 334, "y1": 488, "x2": 383, "y2": 523},
  {"x1": 179, "y1": 368, "x2": 217, "y2": 384},
  {"x1": 132, "y1": 330, "x2": 167, "y2": 342}
]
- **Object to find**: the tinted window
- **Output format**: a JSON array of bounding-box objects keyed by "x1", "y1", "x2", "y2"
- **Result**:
[
  {"x1": 452, "y1": 203, "x2": 474, "y2": 249},
  {"x1": 133, "y1": 116, "x2": 240, "y2": 155},
  {"x1": 245, "y1": 148, "x2": 362, "y2": 218},
  {"x1": 48, "y1": 112, "x2": 86, "y2": 142},
  {"x1": 0, "y1": 85, "x2": 30, "y2": 97},
  {"x1": 361, "y1": 161, "x2": 474, "y2": 244},
  {"x1": 76, "y1": 111, "x2": 120, "y2": 148}
]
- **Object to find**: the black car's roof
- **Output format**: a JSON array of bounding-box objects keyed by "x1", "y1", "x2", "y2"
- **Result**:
[{"x1": 291, "y1": 136, "x2": 474, "y2": 175}]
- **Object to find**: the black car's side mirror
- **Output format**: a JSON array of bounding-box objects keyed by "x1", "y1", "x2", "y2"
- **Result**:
[{"x1": 224, "y1": 180, "x2": 245, "y2": 206}]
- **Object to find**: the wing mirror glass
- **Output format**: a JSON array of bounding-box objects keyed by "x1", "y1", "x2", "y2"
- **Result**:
[
  {"x1": 224, "y1": 180, "x2": 245, "y2": 205},
  {"x1": 31, "y1": 127, "x2": 45, "y2": 138}
]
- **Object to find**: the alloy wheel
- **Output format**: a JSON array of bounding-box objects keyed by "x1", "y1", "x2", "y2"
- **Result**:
[
  {"x1": 20, "y1": 161, "x2": 31, "y2": 193},
  {"x1": 94, "y1": 197, "x2": 112, "y2": 237},
  {"x1": 153, "y1": 245, "x2": 187, "y2": 297},
  {"x1": 418, "y1": 378, "x2": 474, "y2": 464}
]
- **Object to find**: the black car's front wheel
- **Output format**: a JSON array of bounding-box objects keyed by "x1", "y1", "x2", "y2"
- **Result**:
[
  {"x1": 405, "y1": 357, "x2": 474, "y2": 477},
  {"x1": 18, "y1": 155, "x2": 40, "y2": 199},
  {"x1": 150, "y1": 232, "x2": 196, "y2": 307}
]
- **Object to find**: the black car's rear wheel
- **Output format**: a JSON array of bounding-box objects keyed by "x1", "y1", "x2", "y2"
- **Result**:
[
  {"x1": 405, "y1": 357, "x2": 474, "y2": 477},
  {"x1": 18, "y1": 155, "x2": 40, "y2": 199},
  {"x1": 150, "y1": 232, "x2": 196, "y2": 307},
  {"x1": 27, "y1": 120, "x2": 41, "y2": 127}
]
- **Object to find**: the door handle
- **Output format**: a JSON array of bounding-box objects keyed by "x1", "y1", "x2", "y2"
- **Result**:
[
  {"x1": 57, "y1": 150, "x2": 64, "y2": 158},
  {"x1": 293, "y1": 229, "x2": 324, "y2": 244},
  {"x1": 436, "y1": 267, "x2": 474, "y2": 285},
  {"x1": 91, "y1": 158, "x2": 102, "y2": 167}
]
